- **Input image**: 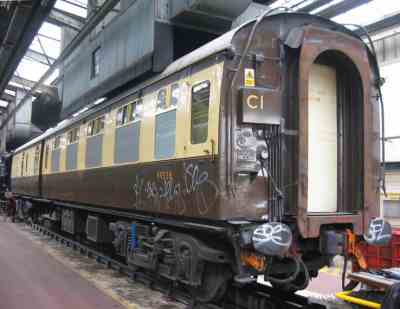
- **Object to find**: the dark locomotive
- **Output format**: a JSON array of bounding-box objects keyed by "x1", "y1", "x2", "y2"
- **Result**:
[{"x1": 7, "y1": 13, "x2": 383, "y2": 301}]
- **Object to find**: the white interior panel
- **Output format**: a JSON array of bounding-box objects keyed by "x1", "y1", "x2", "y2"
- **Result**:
[{"x1": 307, "y1": 64, "x2": 338, "y2": 213}]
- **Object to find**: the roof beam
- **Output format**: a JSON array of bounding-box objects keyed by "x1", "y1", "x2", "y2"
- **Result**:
[
  {"x1": 47, "y1": 7, "x2": 85, "y2": 31},
  {"x1": 253, "y1": 0, "x2": 280, "y2": 5},
  {"x1": 0, "y1": 0, "x2": 57, "y2": 97},
  {"x1": 359, "y1": 13, "x2": 400, "y2": 35},
  {"x1": 318, "y1": 0, "x2": 372, "y2": 19},
  {"x1": 24, "y1": 49, "x2": 55, "y2": 66},
  {"x1": 5, "y1": 84, "x2": 41, "y2": 96},
  {"x1": 0, "y1": 0, "x2": 120, "y2": 130},
  {"x1": 1, "y1": 93, "x2": 14, "y2": 103},
  {"x1": 38, "y1": 33, "x2": 61, "y2": 42},
  {"x1": 10, "y1": 75, "x2": 51, "y2": 93},
  {"x1": 10, "y1": 75, "x2": 36, "y2": 89},
  {"x1": 60, "y1": 0, "x2": 88, "y2": 10},
  {"x1": 297, "y1": 0, "x2": 334, "y2": 13}
]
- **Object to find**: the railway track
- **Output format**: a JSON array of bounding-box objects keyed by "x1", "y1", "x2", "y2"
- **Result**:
[{"x1": 28, "y1": 223, "x2": 327, "y2": 309}]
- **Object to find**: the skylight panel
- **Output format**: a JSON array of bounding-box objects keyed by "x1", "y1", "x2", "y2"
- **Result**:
[
  {"x1": 311, "y1": 0, "x2": 344, "y2": 14},
  {"x1": 0, "y1": 100, "x2": 9, "y2": 108},
  {"x1": 55, "y1": 0, "x2": 87, "y2": 18},
  {"x1": 16, "y1": 59, "x2": 49, "y2": 83},
  {"x1": 333, "y1": 0, "x2": 400, "y2": 26},
  {"x1": 44, "y1": 69, "x2": 60, "y2": 86},
  {"x1": 39, "y1": 22, "x2": 62, "y2": 41}
]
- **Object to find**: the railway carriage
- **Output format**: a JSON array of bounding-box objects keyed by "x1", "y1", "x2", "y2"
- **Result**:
[{"x1": 10, "y1": 13, "x2": 383, "y2": 301}]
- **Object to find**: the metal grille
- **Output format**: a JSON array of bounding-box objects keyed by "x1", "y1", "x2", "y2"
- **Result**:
[
  {"x1": 61, "y1": 209, "x2": 75, "y2": 234},
  {"x1": 86, "y1": 216, "x2": 98, "y2": 242},
  {"x1": 265, "y1": 125, "x2": 283, "y2": 221}
]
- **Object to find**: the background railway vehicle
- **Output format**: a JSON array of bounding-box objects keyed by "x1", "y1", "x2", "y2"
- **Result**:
[{"x1": 8, "y1": 12, "x2": 385, "y2": 302}]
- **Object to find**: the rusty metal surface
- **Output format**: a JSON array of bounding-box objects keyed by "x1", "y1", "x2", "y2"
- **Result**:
[
  {"x1": 0, "y1": 222, "x2": 184, "y2": 309},
  {"x1": 297, "y1": 26, "x2": 380, "y2": 238}
]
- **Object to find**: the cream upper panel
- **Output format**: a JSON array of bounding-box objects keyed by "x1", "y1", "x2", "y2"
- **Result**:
[
  {"x1": 11, "y1": 152, "x2": 21, "y2": 179},
  {"x1": 42, "y1": 139, "x2": 52, "y2": 175},
  {"x1": 43, "y1": 61, "x2": 223, "y2": 174},
  {"x1": 11, "y1": 143, "x2": 41, "y2": 178}
]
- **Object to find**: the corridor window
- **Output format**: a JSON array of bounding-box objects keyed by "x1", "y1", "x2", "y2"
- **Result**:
[
  {"x1": 67, "y1": 127, "x2": 80, "y2": 144},
  {"x1": 116, "y1": 100, "x2": 142, "y2": 127},
  {"x1": 34, "y1": 145, "x2": 40, "y2": 175},
  {"x1": 156, "y1": 89, "x2": 167, "y2": 111},
  {"x1": 171, "y1": 83, "x2": 180, "y2": 107},
  {"x1": 44, "y1": 144, "x2": 49, "y2": 169},
  {"x1": 87, "y1": 116, "x2": 105, "y2": 136},
  {"x1": 53, "y1": 136, "x2": 61, "y2": 150}
]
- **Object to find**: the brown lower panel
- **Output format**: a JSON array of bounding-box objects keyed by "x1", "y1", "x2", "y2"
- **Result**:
[
  {"x1": 11, "y1": 176, "x2": 40, "y2": 197},
  {"x1": 42, "y1": 158, "x2": 226, "y2": 220}
]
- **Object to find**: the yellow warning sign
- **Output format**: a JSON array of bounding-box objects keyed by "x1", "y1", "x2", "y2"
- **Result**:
[
  {"x1": 382, "y1": 192, "x2": 400, "y2": 200},
  {"x1": 244, "y1": 68, "x2": 255, "y2": 87}
]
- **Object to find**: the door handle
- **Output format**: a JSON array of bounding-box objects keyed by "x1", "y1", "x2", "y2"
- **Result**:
[{"x1": 205, "y1": 139, "x2": 215, "y2": 162}]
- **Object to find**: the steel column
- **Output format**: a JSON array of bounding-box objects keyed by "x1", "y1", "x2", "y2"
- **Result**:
[{"x1": 0, "y1": 0, "x2": 120, "y2": 130}]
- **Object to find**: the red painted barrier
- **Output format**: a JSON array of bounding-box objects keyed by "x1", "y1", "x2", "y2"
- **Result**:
[{"x1": 358, "y1": 229, "x2": 400, "y2": 269}]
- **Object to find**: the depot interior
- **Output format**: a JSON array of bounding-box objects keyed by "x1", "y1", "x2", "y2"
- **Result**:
[{"x1": 0, "y1": 0, "x2": 400, "y2": 305}]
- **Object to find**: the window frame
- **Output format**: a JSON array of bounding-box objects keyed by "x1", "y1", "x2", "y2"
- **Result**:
[
  {"x1": 34, "y1": 145, "x2": 40, "y2": 175},
  {"x1": 156, "y1": 88, "x2": 167, "y2": 112},
  {"x1": 91, "y1": 46, "x2": 101, "y2": 79},
  {"x1": 21, "y1": 152, "x2": 24, "y2": 176},
  {"x1": 67, "y1": 127, "x2": 80, "y2": 145},
  {"x1": 25, "y1": 152, "x2": 29, "y2": 175},
  {"x1": 44, "y1": 144, "x2": 49, "y2": 169},
  {"x1": 115, "y1": 99, "x2": 143, "y2": 128},
  {"x1": 190, "y1": 80, "x2": 211, "y2": 145},
  {"x1": 87, "y1": 115, "x2": 105, "y2": 137},
  {"x1": 170, "y1": 83, "x2": 180, "y2": 108},
  {"x1": 53, "y1": 135, "x2": 61, "y2": 150}
]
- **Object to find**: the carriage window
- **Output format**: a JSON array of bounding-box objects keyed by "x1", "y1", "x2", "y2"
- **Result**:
[
  {"x1": 21, "y1": 153, "x2": 24, "y2": 176},
  {"x1": 53, "y1": 136, "x2": 61, "y2": 149},
  {"x1": 156, "y1": 89, "x2": 167, "y2": 111},
  {"x1": 133, "y1": 100, "x2": 143, "y2": 120},
  {"x1": 171, "y1": 84, "x2": 180, "y2": 107},
  {"x1": 191, "y1": 81, "x2": 210, "y2": 144},
  {"x1": 87, "y1": 120, "x2": 94, "y2": 136},
  {"x1": 44, "y1": 144, "x2": 49, "y2": 169},
  {"x1": 34, "y1": 146, "x2": 40, "y2": 175},
  {"x1": 96, "y1": 116, "x2": 105, "y2": 134},
  {"x1": 116, "y1": 100, "x2": 142, "y2": 127},
  {"x1": 68, "y1": 127, "x2": 80, "y2": 144},
  {"x1": 25, "y1": 153, "x2": 29, "y2": 175},
  {"x1": 87, "y1": 116, "x2": 105, "y2": 136},
  {"x1": 123, "y1": 105, "x2": 130, "y2": 124},
  {"x1": 116, "y1": 107, "x2": 124, "y2": 126}
]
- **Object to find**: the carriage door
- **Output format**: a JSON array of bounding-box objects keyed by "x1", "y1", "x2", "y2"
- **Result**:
[{"x1": 185, "y1": 71, "x2": 219, "y2": 159}]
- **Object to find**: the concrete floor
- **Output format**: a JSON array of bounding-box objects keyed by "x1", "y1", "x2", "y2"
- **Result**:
[
  {"x1": 0, "y1": 221, "x2": 125, "y2": 309},
  {"x1": 307, "y1": 270, "x2": 342, "y2": 294},
  {"x1": 0, "y1": 220, "x2": 344, "y2": 308}
]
